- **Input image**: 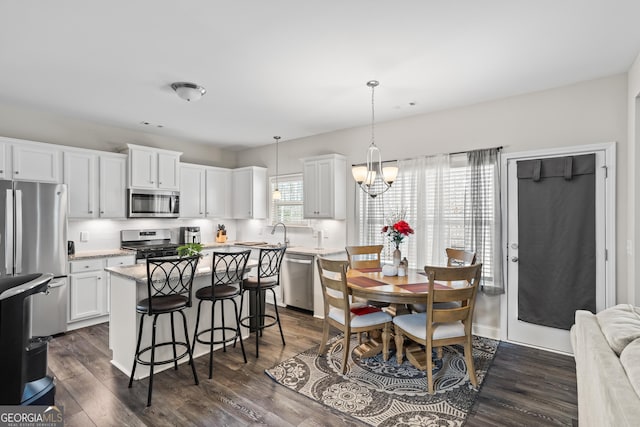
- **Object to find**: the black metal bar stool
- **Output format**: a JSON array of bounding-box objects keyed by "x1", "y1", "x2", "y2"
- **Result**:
[
  {"x1": 128, "y1": 255, "x2": 200, "y2": 407},
  {"x1": 192, "y1": 250, "x2": 250, "y2": 379},
  {"x1": 239, "y1": 246, "x2": 286, "y2": 358}
]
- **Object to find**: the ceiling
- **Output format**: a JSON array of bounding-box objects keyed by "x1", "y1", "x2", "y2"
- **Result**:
[{"x1": 2, "y1": 1, "x2": 640, "y2": 151}]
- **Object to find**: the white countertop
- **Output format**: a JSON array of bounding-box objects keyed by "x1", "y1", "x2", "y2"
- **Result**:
[{"x1": 72, "y1": 242, "x2": 345, "y2": 262}]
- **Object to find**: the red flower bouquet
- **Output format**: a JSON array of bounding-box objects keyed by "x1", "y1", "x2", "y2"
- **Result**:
[{"x1": 382, "y1": 211, "x2": 414, "y2": 249}]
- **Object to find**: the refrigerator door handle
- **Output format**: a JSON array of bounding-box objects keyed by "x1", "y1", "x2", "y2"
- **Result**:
[
  {"x1": 15, "y1": 189, "x2": 22, "y2": 274},
  {"x1": 5, "y1": 189, "x2": 13, "y2": 274}
]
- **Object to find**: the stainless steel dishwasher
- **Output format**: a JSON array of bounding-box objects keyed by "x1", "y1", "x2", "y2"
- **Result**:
[{"x1": 282, "y1": 253, "x2": 314, "y2": 311}]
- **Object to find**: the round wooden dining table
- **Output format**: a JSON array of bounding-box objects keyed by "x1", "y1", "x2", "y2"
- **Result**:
[{"x1": 346, "y1": 267, "x2": 464, "y2": 313}]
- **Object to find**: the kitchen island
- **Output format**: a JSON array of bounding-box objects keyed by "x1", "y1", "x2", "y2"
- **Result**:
[{"x1": 106, "y1": 252, "x2": 257, "y2": 380}]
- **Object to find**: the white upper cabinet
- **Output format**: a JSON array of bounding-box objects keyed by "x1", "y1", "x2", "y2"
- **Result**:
[
  {"x1": 206, "y1": 167, "x2": 231, "y2": 218},
  {"x1": 127, "y1": 144, "x2": 181, "y2": 190},
  {"x1": 180, "y1": 164, "x2": 231, "y2": 219},
  {"x1": 65, "y1": 150, "x2": 127, "y2": 219},
  {"x1": 0, "y1": 140, "x2": 10, "y2": 179},
  {"x1": 98, "y1": 155, "x2": 127, "y2": 218},
  {"x1": 232, "y1": 166, "x2": 267, "y2": 219},
  {"x1": 303, "y1": 154, "x2": 346, "y2": 219},
  {"x1": 179, "y1": 164, "x2": 206, "y2": 218},
  {"x1": 12, "y1": 141, "x2": 62, "y2": 183},
  {"x1": 157, "y1": 151, "x2": 180, "y2": 190},
  {"x1": 64, "y1": 151, "x2": 98, "y2": 218}
]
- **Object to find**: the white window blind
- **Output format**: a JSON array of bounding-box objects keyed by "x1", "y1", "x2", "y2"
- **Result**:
[{"x1": 270, "y1": 174, "x2": 308, "y2": 226}]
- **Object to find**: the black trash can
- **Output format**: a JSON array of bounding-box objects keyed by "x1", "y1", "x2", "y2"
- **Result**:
[{"x1": 0, "y1": 273, "x2": 55, "y2": 405}]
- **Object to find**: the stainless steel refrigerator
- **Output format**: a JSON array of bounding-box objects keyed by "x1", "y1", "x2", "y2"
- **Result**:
[{"x1": 0, "y1": 180, "x2": 68, "y2": 336}]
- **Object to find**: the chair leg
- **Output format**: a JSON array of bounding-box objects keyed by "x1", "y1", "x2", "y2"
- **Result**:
[
  {"x1": 231, "y1": 298, "x2": 247, "y2": 363},
  {"x1": 221, "y1": 300, "x2": 227, "y2": 352},
  {"x1": 318, "y1": 320, "x2": 330, "y2": 356},
  {"x1": 465, "y1": 335, "x2": 478, "y2": 388},
  {"x1": 394, "y1": 325, "x2": 405, "y2": 364},
  {"x1": 426, "y1": 340, "x2": 434, "y2": 394},
  {"x1": 179, "y1": 310, "x2": 199, "y2": 386},
  {"x1": 437, "y1": 346, "x2": 443, "y2": 360},
  {"x1": 209, "y1": 300, "x2": 215, "y2": 379},
  {"x1": 271, "y1": 288, "x2": 285, "y2": 346},
  {"x1": 192, "y1": 299, "x2": 204, "y2": 356},
  {"x1": 147, "y1": 314, "x2": 159, "y2": 407},
  {"x1": 170, "y1": 312, "x2": 178, "y2": 370},
  {"x1": 129, "y1": 314, "x2": 145, "y2": 388},
  {"x1": 255, "y1": 290, "x2": 260, "y2": 358},
  {"x1": 341, "y1": 328, "x2": 351, "y2": 374},
  {"x1": 381, "y1": 323, "x2": 391, "y2": 362}
]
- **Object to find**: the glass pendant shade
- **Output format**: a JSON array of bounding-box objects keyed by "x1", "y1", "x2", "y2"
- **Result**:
[{"x1": 272, "y1": 188, "x2": 281, "y2": 200}]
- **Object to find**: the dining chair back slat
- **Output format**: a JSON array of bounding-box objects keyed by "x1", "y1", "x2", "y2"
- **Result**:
[
  {"x1": 445, "y1": 248, "x2": 477, "y2": 267},
  {"x1": 345, "y1": 245, "x2": 384, "y2": 270}
]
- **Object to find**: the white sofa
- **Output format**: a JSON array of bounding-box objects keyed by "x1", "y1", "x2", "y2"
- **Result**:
[{"x1": 571, "y1": 304, "x2": 640, "y2": 426}]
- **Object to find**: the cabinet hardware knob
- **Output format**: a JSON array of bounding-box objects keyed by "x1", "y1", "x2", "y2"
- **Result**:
[
  {"x1": 88, "y1": 210, "x2": 93, "y2": 214},
  {"x1": 100, "y1": 211, "x2": 104, "y2": 214},
  {"x1": 159, "y1": 181, "x2": 162, "y2": 184},
  {"x1": 14, "y1": 171, "x2": 19, "y2": 174},
  {"x1": 0, "y1": 170, "x2": 3, "y2": 173}
]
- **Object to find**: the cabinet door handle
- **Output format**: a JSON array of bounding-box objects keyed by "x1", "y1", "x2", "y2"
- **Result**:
[
  {"x1": 0, "y1": 170, "x2": 3, "y2": 173},
  {"x1": 100, "y1": 211, "x2": 104, "y2": 214},
  {"x1": 88, "y1": 210, "x2": 93, "y2": 214},
  {"x1": 150, "y1": 180, "x2": 154, "y2": 184},
  {"x1": 14, "y1": 171, "x2": 19, "y2": 175},
  {"x1": 159, "y1": 181, "x2": 162, "y2": 185}
]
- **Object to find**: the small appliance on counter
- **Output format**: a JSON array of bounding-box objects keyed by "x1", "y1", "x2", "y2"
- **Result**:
[{"x1": 180, "y1": 226, "x2": 201, "y2": 244}]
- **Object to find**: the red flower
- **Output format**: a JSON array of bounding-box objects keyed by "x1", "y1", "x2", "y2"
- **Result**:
[{"x1": 393, "y1": 220, "x2": 414, "y2": 236}]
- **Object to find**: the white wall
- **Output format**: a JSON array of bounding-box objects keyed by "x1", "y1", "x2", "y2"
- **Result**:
[
  {"x1": 0, "y1": 102, "x2": 237, "y2": 168},
  {"x1": 627, "y1": 53, "x2": 640, "y2": 306},
  {"x1": 237, "y1": 74, "x2": 629, "y2": 335}
]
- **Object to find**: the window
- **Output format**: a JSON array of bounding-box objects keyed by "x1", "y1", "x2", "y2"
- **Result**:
[
  {"x1": 270, "y1": 174, "x2": 308, "y2": 226},
  {"x1": 357, "y1": 151, "x2": 500, "y2": 289}
]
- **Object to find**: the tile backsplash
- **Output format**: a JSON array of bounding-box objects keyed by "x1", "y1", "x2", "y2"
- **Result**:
[{"x1": 68, "y1": 218, "x2": 346, "y2": 253}]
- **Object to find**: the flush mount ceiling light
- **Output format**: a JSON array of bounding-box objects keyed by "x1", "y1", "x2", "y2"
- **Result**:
[
  {"x1": 272, "y1": 136, "x2": 282, "y2": 200},
  {"x1": 351, "y1": 80, "x2": 399, "y2": 198},
  {"x1": 170, "y1": 82, "x2": 206, "y2": 102}
]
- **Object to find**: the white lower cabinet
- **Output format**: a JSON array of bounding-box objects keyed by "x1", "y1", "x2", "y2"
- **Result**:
[{"x1": 68, "y1": 254, "x2": 135, "y2": 330}]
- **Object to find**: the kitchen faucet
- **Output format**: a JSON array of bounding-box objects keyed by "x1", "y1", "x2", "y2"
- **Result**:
[{"x1": 271, "y1": 222, "x2": 289, "y2": 247}]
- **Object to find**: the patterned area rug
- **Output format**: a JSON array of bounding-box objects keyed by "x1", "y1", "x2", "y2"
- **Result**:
[{"x1": 265, "y1": 335, "x2": 499, "y2": 426}]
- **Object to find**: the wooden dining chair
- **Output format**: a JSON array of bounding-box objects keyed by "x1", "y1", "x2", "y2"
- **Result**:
[
  {"x1": 316, "y1": 257, "x2": 392, "y2": 374},
  {"x1": 446, "y1": 248, "x2": 477, "y2": 266},
  {"x1": 345, "y1": 245, "x2": 384, "y2": 270},
  {"x1": 393, "y1": 263, "x2": 482, "y2": 394}
]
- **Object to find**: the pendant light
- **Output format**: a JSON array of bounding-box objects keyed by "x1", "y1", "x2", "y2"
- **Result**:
[
  {"x1": 272, "y1": 136, "x2": 282, "y2": 200},
  {"x1": 351, "y1": 80, "x2": 398, "y2": 198}
]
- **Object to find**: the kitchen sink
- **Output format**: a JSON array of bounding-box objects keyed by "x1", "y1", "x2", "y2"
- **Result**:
[{"x1": 234, "y1": 241, "x2": 282, "y2": 248}]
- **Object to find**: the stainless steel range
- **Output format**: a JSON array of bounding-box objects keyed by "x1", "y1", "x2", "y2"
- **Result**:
[{"x1": 121, "y1": 229, "x2": 179, "y2": 262}]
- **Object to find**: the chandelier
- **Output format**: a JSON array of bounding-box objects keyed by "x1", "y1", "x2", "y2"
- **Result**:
[
  {"x1": 272, "y1": 136, "x2": 282, "y2": 200},
  {"x1": 351, "y1": 80, "x2": 398, "y2": 198}
]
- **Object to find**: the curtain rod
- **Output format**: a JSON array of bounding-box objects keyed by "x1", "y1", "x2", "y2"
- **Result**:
[{"x1": 352, "y1": 146, "x2": 504, "y2": 166}]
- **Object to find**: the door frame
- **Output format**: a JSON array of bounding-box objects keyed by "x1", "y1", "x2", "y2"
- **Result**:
[{"x1": 499, "y1": 142, "x2": 616, "y2": 350}]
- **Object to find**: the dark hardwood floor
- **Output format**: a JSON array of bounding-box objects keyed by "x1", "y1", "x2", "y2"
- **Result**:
[{"x1": 48, "y1": 306, "x2": 578, "y2": 426}]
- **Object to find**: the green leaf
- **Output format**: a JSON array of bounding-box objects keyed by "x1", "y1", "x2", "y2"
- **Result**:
[{"x1": 177, "y1": 243, "x2": 203, "y2": 257}]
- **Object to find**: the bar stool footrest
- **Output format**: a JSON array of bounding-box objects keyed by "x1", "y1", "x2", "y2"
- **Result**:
[
  {"x1": 194, "y1": 327, "x2": 241, "y2": 346},
  {"x1": 135, "y1": 341, "x2": 191, "y2": 366}
]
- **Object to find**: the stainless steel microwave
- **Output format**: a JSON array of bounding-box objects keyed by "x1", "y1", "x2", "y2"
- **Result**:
[{"x1": 127, "y1": 189, "x2": 180, "y2": 218}]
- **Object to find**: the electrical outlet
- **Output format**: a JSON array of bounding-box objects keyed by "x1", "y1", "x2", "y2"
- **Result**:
[{"x1": 80, "y1": 231, "x2": 89, "y2": 242}]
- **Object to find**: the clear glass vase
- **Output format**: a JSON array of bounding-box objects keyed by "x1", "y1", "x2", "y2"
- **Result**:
[{"x1": 393, "y1": 248, "x2": 401, "y2": 267}]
